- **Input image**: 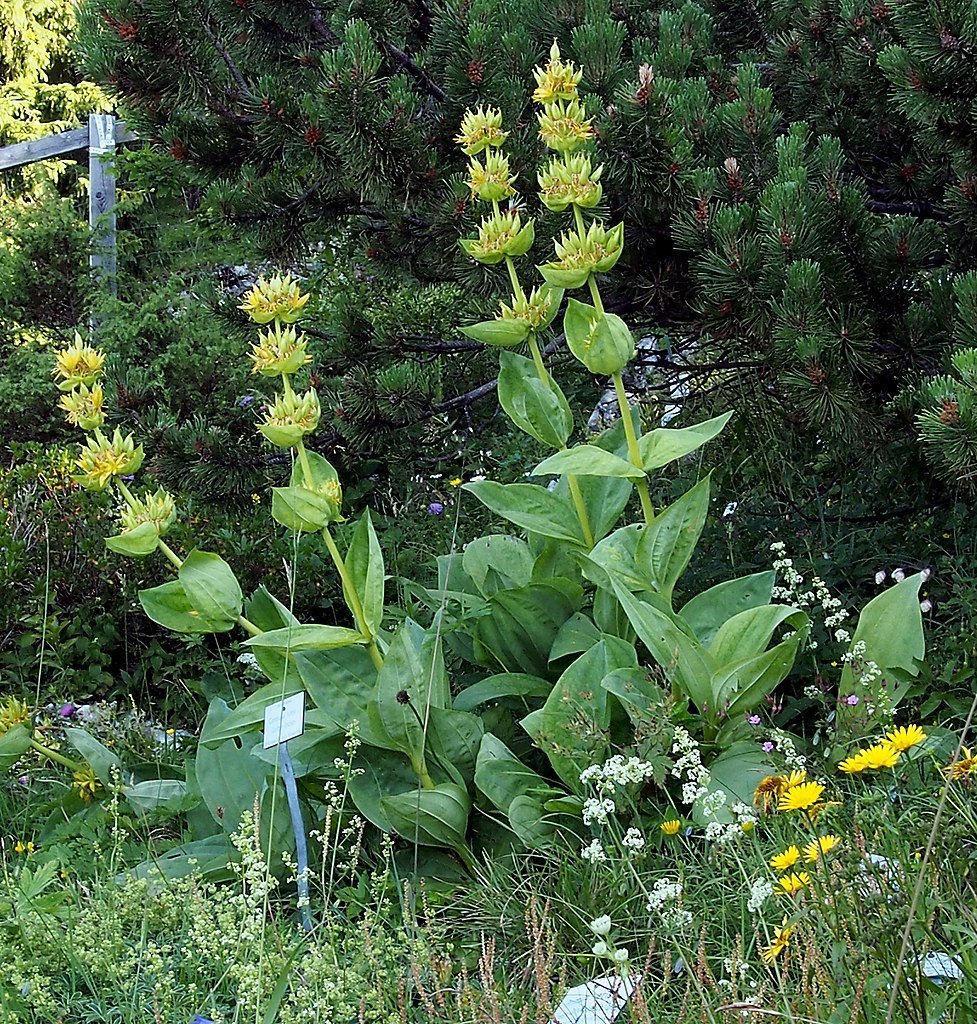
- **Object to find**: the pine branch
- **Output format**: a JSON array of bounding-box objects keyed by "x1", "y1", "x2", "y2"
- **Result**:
[{"x1": 200, "y1": 19, "x2": 253, "y2": 100}]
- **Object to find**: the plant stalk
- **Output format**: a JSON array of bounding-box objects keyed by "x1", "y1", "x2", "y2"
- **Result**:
[{"x1": 321, "y1": 526, "x2": 384, "y2": 670}]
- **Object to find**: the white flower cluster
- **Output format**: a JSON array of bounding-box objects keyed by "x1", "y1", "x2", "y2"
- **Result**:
[
  {"x1": 747, "y1": 877, "x2": 774, "y2": 913},
  {"x1": 769, "y1": 541, "x2": 851, "y2": 646},
  {"x1": 769, "y1": 729, "x2": 807, "y2": 771},
  {"x1": 646, "y1": 877, "x2": 692, "y2": 932},
  {"x1": 581, "y1": 838, "x2": 607, "y2": 863},
  {"x1": 706, "y1": 799, "x2": 758, "y2": 845},
  {"x1": 580, "y1": 754, "x2": 658, "y2": 793},
  {"x1": 841, "y1": 640, "x2": 891, "y2": 718},
  {"x1": 582, "y1": 796, "x2": 617, "y2": 826},
  {"x1": 646, "y1": 877, "x2": 683, "y2": 911},
  {"x1": 670, "y1": 726, "x2": 710, "y2": 804},
  {"x1": 622, "y1": 827, "x2": 646, "y2": 851}
]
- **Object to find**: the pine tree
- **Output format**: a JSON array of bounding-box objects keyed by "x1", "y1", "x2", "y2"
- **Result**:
[{"x1": 73, "y1": 0, "x2": 977, "y2": 508}]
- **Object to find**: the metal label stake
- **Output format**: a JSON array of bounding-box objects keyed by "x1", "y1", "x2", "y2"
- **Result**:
[{"x1": 263, "y1": 692, "x2": 312, "y2": 933}]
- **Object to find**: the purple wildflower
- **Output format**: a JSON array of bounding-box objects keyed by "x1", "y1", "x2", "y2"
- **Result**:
[
  {"x1": 762, "y1": 741, "x2": 775, "y2": 753},
  {"x1": 845, "y1": 694, "x2": 859, "y2": 706},
  {"x1": 58, "y1": 703, "x2": 76, "y2": 718},
  {"x1": 239, "y1": 395, "x2": 255, "y2": 408},
  {"x1": 747, "y1": 714, "x2": 761, "y2": 726},
  {"x1": 427, "y1": 502, "x2": 444, "y2": 516}
]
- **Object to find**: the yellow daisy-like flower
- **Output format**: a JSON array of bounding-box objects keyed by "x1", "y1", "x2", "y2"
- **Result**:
[
  {"x1": 753, "y1": 774, "x2": 789, "y2": 813},
  {"x1": 660, "y1": 819, "x2": 682, "y2": 836},
  {"x1": 13, "y1": 840, "x2": 35, "y2": 855},
  {"x1": 769, "y1": 846, "x2": 801, "y2": 873},
  {"x1": 784, "y1": 770, "x2": 808, "y2": 789},
  {"x1": 778, "y1": 781, "x2": 825, "y2": 812},
  {"x1": 449, "y1": 477, "x2": 463, "y2": 487},
  {"x1": 71, "y1": 764, "x2": 102, "y2": 803},
  {"x1": 860, "y1": 742, "x2": 900, "y2": 770},
  {"x1": 804, "y1": 835, "x2": 840, "y2": 862},
  {"x1": 885, "y1": 725, "x2": 926, "y2": 753},
  {"x1": 777, "y1": 872, "x2": 811, "y2": 896},
  {"x1": 944, "y1": 746, "x2": 977, "y2": 781},
  {"x1": 838, "y1": 748, "x2": 872, "y2": 773},
  {"x1": 761, "y1": 918, "x2": 795, "y2": 964}
]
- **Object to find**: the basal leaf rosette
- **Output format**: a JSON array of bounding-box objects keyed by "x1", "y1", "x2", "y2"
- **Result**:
[
  {"x1": 53, "y1": 334, "x2": 106, "y2": 391},
  {"x1": 106, "y1": 487, "x2": 178, "y2": 557},
  {"x1": 73, "y1": 428, "x2": 145, "y2": 491},
  {"x1": 258, "y1": 388, "x2": 321, "y2": 447},
  {"x1": 238, "y1": 273, "x2": 310, "y2": 325}
]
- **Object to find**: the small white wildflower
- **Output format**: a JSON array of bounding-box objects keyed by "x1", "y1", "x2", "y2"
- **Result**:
[
  {"x1": 592, "y1": 941, "x2": 609, "y2": 956},
  {"x1": 589, "y1": 915, "x2": 612, "y2": 936},
  {"x1": 613, "y1": 948, "x2": 630, "y2": 963},
  {"x1": 622, "y1": 828, "x2": 646, "y2": 851},
  {"x1": 581, "y1": 839, "x2": 607, "y2": 863},
  {"x1": 892, "y1": 567, "x2": 905, "y2": 582},
  {"x1": 920, "y1": 598, "x2": 932, "y2": 613}
]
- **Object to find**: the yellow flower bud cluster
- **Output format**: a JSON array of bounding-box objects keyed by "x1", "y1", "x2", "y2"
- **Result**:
[
  {"x1": 73, "y1": 428, "x2": 145, "y2": 491},
  {"x1": 460, "y1": 210, "x2": 535, "y2": 266},
  {"x1": 54, "y1": 333, "x2": 108, "y2": 431},
  {"x1": 455, "y1": 106, "x2": 509, "y2": 156},
  {"x1": 540, "y1": 221, "x2": 624, "y2": 289},
  {"x1": 238, "y1": 273, "x2": 310, "y2": 324},
  {"x1": 467, "y1": 150, "x2": 517, "y2": 202},
  {"x1": 259, "y1": 388, "x2": 321, "y2": 448},
  {"x1": 532, "y1": 41, "x2": 583, "y2": 104},
  {"x1": 537, "y1": 99, "x2": 594, "y2": 153},
  {"x1": 497, "y1": 286, "x2": 561, "y2": 330},
  {"x1": 538, "y1": 153, "x2": 603, "y2": 212},
  {"x1": 249, "y1": 322, "x2": 312, "y2": 377},
  {"x1": 119, "y1": 487, "x2": 178, "y2": 538}
]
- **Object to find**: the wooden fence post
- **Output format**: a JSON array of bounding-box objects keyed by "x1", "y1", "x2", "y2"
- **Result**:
[{"x1": 88, "y1": 113, "x2": 118, "y2": 296}]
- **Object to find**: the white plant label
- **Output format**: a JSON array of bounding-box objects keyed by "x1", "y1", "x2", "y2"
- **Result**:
[
  {"x1": 262, "y1": 692, "x2": 306, "y2": 749},
  {"x1": 552, "y1": 973, "x2": 637, "y2": 1024}
]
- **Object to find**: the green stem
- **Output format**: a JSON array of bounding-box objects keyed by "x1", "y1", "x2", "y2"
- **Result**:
[
  {"x1": 157, "y1": 539, "x2": 183, "y2": 571},
  {"x1": 115, "y1": 479, "x2": 138, "y2": 509},
  {"x1": 30, "y1": 738, "x2": 81, "y2": 772},
  {"x1": 587, "y1": 274, "x2": 604, "y2": 315},
  {"x1": 526, "y1": 335, "x2": 595, "y2": 549},
  {"x1": 504, "y1": 256, "x2": 526, "y2": 304},
  {"x1": 295, "y1": 439, "x2": 314, "y2": 489},
  {"x1": 321, "y1": 526, "x2": 384, "y2": 670},
  {"x1": 612, "y1": 372, "x2": 655, "y2": 525}
]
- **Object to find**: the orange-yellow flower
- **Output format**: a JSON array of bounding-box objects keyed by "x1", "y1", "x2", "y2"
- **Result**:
[
  {"x1": 769, "y1": 846, "x2": 801, "y2": 872},
  {"x1": 660, "y1": 819, "x2": 682, "y2": 836},
  {"x1": 885, "y1": 725, "x2": 926, "y2": 753},
  {"x1": 777, "y1": 872, "x2": 811, "y2": 895},
  {"x1": 804, "y1": 835, "x2": 839, "y2": 862},
  {"x1": 761, "y1": 919, "x2": 795, "y2": 964},
  {"x1": 944, "y1": 746, "x2": 977, "y2": 781},
  {"x1": 778, "y1": 781, "x2": 825, "y2": 812}
]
